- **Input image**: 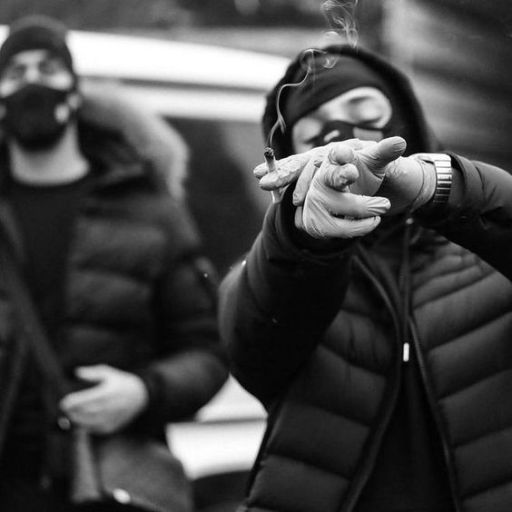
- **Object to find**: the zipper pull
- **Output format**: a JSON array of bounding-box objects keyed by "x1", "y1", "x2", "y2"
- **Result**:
[{"x1": 402, "y1": 342, "x2": 410, "y2": 362}]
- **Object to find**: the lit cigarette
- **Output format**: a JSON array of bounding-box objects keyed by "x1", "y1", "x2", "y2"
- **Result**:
[{"x1": 264, "y1": 146, "x2": 283, "y2": 203}]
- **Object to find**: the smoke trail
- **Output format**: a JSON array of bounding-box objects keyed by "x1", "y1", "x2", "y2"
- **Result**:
[
  {"x1": 322, "y1": 0, "x2": 359, "y2": 47},
  {"x1": 267, "y1": 1, "x2": 360, "y2": 147},
  {"x1": 267, "y1": 48, "x2": 327, "y2": 146}
]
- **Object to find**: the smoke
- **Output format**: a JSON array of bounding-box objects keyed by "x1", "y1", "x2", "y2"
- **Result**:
[
  {"x1": 267, "y1": 48, "x2": 327, "y2": 146},
  {"x1": 321, "y1": 0, "x2": 359, "y2": 48},
  {"x1": 267, "y1": 1, "x2": 360, "y2": 147}
]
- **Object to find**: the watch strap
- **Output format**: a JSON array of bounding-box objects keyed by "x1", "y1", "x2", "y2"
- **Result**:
[{"x1": 413, "y1": 153, "x2": 452, "y2": 205}]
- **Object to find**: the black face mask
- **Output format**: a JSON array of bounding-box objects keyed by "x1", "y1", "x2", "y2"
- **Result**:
[
  {"x1": 1, "y1": 83, "x2": 75, "y2": 150},
  {"x1": 307, "y1": 119, "x2": 391, "y2": 148}
]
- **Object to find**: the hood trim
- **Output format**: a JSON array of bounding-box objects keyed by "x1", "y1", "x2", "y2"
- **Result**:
[{"x1": 78, "y1": 83, "x2": 188, "y2": 199}]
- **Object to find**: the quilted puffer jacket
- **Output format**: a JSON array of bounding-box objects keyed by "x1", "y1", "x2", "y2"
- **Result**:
[
  {"x1": 221, "y1": 42, "x2": 512, "y2": 512},
  {"x1": 220, "y1": 153, "x2": 512, "y2": 512},
  {"x1": 0, "y1": 86, "x2": 227, "y2": 447}
]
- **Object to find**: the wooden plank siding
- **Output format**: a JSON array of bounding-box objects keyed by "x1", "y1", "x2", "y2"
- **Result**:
[{"x1": 359, "y1": 0, "x2": 512, "y2": 169}]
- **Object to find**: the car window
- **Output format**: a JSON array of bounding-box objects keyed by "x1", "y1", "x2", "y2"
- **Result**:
[{"x1": 167, "y1": 116, "x2": 270, "y2": 276}]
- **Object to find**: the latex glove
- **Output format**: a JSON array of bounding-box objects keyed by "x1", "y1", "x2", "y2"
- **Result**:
[
  {"x1": 294, "y1": 143, "x2": 391, "y2": 239},
  {"x1": 254, "y1": 139, "x2": 367, "y2": 192},
  {"x1": 256, "y1": 137, "x2": 436, "y2": 215},
  {"x1": 377, "y1": 153, "x2": 436, "y2": 214},
  {"x1": 292, "y1": 137, "x2": 406, "y2": 205},
  {"x1": 60, "y1": 365, "x2": 149, "y2": 435}
]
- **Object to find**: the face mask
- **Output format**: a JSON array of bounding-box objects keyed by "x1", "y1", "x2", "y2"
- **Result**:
[
  {"x1": 308, "y1": 119, "x2": 389, "y2": 148},
  {"x1": 0, "y1": 83, "x2": 76, "y2": 150}
]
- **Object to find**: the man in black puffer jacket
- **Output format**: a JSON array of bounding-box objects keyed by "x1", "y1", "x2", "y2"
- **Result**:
[
  {"x1": 0, "y1": 16, "x2": 227, "y2": 512},
  {"x1": 220, "y1": 45, "x2": 512, "y2": 512}
]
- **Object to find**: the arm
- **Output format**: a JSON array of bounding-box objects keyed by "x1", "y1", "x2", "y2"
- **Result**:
[
  {"x1": 137, "y1": 207, "x2": 228, "y2": 425},
  {"x1": 222, "y1": 141, "x2": 404, "y2": 405},
  {"x1": 259, "y1": 137, "x2": 512, "y2": 278},
  {"x1": 415, "y1": 154, "x2": 512, "y2": 279},
  {"x1": 219, "y1": 190, "x2": 354, "y2": 407}
]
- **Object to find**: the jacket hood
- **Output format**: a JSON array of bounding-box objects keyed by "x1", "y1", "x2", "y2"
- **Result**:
[
  {"x1": 262, "y1": 44, "x2": 440, "y2": 159},
  {"x1": 77, "y1": 84, "x2": 188, "y2": 199}
]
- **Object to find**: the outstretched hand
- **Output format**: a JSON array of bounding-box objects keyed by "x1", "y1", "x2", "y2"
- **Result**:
[
  {"x1": 293, "y1": 138, "x2": 407, "y2": 238},
  {"x1": 255, "y1": 137, "x2": 435, "y2": 226},
  {"x1": 293, "y1": 137, "x2": 408, "y2": 205}
]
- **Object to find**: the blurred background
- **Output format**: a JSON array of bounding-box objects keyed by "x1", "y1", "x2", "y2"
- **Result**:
[
  {"x1": 1, "y1": 2, "x2": 511, "y2": 511},
  {"x1": 2, "y1": 0, "x2": 511, "y2": 276}
]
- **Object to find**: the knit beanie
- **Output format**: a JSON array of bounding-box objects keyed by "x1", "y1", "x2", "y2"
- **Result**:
[
  {"x1": 282, "y1": 52, "x2": 394, "y2": 132},
  {"x1": 0, "y1": 15, "x2": 75, "y2": 78},
  {"x1": 263, "y1": 45, "x2": 433, "y2": 159}
]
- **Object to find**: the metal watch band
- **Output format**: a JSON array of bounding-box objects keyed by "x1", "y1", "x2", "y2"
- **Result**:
[{"x1": 414, "y1": 153, "x2": 452, "y2": 205}]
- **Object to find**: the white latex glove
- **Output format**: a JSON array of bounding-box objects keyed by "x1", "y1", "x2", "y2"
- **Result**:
[
  {"x1": 256, "y1": 137, "x2": 436, "y2": 215},
  {"x1": 294, "y1": 142, "x2": 392, "y2": 239},
  {"x1": 292, "y1": 137, "x2": 406, "y2": 205},
  {"x1": 60, "y1": 365, "x2": 149, "y2": 435},
  {"x1": 254, "y1": 139, "x2": 366, "y2": 192}
]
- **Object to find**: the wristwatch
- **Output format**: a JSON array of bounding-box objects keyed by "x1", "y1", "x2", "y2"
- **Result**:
[{"x1": 413, "y1": 153, "x2": 452, "y2": 205}]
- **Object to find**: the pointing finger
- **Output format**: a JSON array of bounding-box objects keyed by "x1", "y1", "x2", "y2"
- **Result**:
[{"x1": 357, "y1": 136, "x2": 407, "y2": 173}]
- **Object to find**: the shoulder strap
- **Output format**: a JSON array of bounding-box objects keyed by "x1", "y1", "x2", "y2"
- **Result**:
[{"x1": 0, "y1": 235, "x2": 70, "y2": 399}]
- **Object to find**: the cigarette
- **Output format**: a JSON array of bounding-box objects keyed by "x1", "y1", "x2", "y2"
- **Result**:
[{"x1": 264, "y1": 146, "x2": 283, "y2": 203}]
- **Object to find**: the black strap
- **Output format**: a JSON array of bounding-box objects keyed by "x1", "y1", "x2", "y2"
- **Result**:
[{"x1": 0, "y1": 236, "x2": 71, "y2": 401}]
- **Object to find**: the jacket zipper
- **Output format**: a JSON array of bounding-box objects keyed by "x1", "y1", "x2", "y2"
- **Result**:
[
  {"x1": 410, "y1": 320, "x2": 462, "y2": 512},
  {"x1": 402, "y1": 341, "x2": 410, "y2": 362},
  {"x1": 340, "y1": 254, "x2": 405, "y2": 512}
]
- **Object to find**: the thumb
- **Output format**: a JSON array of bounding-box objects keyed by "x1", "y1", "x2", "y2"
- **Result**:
[{"x1": 357, "y1": 136, "x2": 407, "y2": 172}]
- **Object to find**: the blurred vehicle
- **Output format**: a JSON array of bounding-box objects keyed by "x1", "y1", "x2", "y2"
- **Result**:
[{"x1": 0, "y1": 26, "x2": 289, "y2": 512}]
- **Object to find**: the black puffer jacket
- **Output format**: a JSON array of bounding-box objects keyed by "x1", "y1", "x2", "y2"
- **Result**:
[
  {"x1": 0, "y1": 87, "x2": 228, "y2": 445},
  {"x1": 220, "y1": 46, "x2": 512, "y2": 512}
]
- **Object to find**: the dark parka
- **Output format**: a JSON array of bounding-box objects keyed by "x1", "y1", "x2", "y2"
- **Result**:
[
  {"x1": 220, "y1": 46, "x2": 512, "y2": 512},
  {"x1": 0, "y1": 87, "x2": 227, "y2": 479}
]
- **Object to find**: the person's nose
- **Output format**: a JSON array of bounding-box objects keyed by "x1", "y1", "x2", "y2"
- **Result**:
[{"x1": 23, "y1": 65, "x2": 43, "y2": 84}]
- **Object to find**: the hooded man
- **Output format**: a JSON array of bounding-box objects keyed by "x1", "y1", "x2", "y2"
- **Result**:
[
  {"x1": 219, "y1": 44, "x2": 512, "y2": 512},
  {"x1": 0, "y1": 15, "x2": 227, "y2": 512}
]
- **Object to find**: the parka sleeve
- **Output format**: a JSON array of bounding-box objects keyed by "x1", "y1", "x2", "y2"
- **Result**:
[
  {"x1": 219, "y1": 192, "x2": 354, "y2": 406},
  {"x1": 416, "y1": 154, "x2": 512, "y2": 280},
  {"x1": 134, "y1": 201, "x2": 228, "y2": 427}
]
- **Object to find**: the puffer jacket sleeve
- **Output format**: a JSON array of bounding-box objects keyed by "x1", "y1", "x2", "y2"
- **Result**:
[
  {"x1": 135, "y1": 200, "x2": 228, "y2": 426},
  {"x1": 416, "y1": 154, "x2": 512, "y2": 280},
  {"x1": 219, "y1": 193, "x2": 354, "y2": 407}
]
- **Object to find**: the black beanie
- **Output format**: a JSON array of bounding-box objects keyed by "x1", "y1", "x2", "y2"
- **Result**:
[
  {"x1": 282, "y1": 52, "x2": 394, "y2": 131},
  {"x1": 263, "y1": 45, "x2": 434, "y2": 159},
  {"x1": 0, "y1": 15, "x2": 74, "y2": 77}
]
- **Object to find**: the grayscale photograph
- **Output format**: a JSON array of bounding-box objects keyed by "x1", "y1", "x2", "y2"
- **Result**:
[{"x1": 0, "y1": 1, "x2": 511, "y2": 511}]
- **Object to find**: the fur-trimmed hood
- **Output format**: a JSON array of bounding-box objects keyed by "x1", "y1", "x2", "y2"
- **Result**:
[{"x1": 77, "y1": 83, "x2": 188, "y2": 200}]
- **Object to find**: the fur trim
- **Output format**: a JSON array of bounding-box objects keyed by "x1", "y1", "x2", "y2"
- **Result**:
[{"x1": 79, "y1": 82, "x2": 188, "y2": 200}]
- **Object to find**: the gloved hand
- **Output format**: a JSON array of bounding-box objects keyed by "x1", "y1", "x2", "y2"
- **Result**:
[
  {"x1": 294, "y1": 146, "x2": 390, "y2": 239},
  {"x1": 255, "y1": 136, "x2": 437, "y2": 216},
  {"x1": 293, "y1": 141, "x2": 393, "y2": 239},
  {"x1": 254, "y1": 139, "x2": 366, "y2": 193}
]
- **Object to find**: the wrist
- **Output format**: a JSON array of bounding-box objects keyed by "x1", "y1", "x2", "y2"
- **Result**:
[{"x1": 411, "y1": 153, "x2": 452, "y2": 209}]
